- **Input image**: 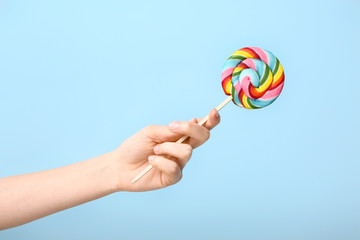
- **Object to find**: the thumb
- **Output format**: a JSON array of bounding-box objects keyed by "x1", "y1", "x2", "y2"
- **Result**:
[{"x1": 144, "y1": 124, "x2": 182, "y2": 142}]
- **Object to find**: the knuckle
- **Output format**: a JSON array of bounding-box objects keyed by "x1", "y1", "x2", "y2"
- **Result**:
[
  {"x1": 182, "y1": 121, "x2": 191, "y2": 132},
  {"x1": 183, "y1": 144, "x2": 193, "y2": 158},
  {"x1": 144, "y1": 124, "x2": 156, "y2": 132},
  {"x1": 177, "y1": 172, "x2": 183, "y2": 182},
  {"x1": 167, "y1": 172, "x2": 182, "y2": 186},
  {"x1": 169, "y1": 162, "x2": 179, "y2": 175},
  {"x1": 204, "y1": 129, "x2": 210, "y2": 141}
]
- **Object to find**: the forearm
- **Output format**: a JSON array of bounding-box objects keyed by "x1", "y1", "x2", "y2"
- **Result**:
[{"x1": 0, "y1": 151, "x2": 119, "y2": 230}]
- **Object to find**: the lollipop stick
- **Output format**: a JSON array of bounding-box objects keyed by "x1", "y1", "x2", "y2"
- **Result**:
[{"x1": 131, "y1": 95, "x2": 233, "y2": 184}]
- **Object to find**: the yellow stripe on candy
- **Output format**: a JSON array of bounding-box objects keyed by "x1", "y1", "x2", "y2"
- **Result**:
[
  {"x1": 273, "y1": 64, "x2": 284, "y2": 82},
  {"x1": 256, "y1": 71, "x2": 273, "y2": 92},
  {"x1": 225, "y1": 80, "x2": 232, "y2": 94},
  {"x1": 233, "y1": 50, "x2": 253, "y2": 58},
  {"x1": 242, "y1": 95, "x2": 251, "y2": 109},
  {"x1": 234, "y1": 66, "x2": 246, "y2": 72}
]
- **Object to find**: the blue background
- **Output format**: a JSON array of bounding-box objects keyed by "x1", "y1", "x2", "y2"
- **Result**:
[{"x1": 1, "y1": 0, "x2": 359, "y2": 239}]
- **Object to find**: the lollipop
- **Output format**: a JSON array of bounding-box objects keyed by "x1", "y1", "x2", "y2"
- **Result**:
[
  {"x1": 221, "y1": 47, "x2": 284, "y2": 109},
  {"x1": 131, "y1": 47, "x2": 285, "y2": 183}
]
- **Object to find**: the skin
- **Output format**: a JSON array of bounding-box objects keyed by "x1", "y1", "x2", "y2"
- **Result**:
[{"x1": 0, "y1": 108, "x2": 220, "y2": 230}]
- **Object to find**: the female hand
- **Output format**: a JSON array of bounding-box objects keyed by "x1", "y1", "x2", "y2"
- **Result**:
[
  {"x1": 0, "y1": 108, "x2": 220, "y2": 229},
  {"x1": 113, "y1": 108, "x2": 220, "y2": 192}
]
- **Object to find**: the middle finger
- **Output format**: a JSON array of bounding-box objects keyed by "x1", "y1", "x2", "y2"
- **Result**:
[{"x1": 168, "y1": 121, "x2": 210, "y2": 148}]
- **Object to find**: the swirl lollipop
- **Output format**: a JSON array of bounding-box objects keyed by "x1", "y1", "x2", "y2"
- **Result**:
[
  {"x1": 221, "y1": 47, "x2": 285, "y2": 109},
  {"x1": 131, "y1": 47, "x2": 285, "y2": 183}
]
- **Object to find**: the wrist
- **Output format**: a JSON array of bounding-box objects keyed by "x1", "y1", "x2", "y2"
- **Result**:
[
  {"x1": 90, "y1": 150, "x2": 122, "y2": 194},
  {"x1": 106, "y1": 149, "x2": 126, "y2": 192}
]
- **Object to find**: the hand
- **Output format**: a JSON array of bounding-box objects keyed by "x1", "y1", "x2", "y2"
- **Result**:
[
  {"x1": 0, "y1": 108, "x2": 219, "y2": 229},
  {"x1": 112, "y1": 108, "x2": 220, "y2": 192}
]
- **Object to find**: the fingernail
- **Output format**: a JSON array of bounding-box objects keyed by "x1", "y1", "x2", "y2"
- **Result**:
[
  {"x1": 154, "y1": 145, "x2": 159, "y2": 153},
  {"x1": 148, "y1": 155, "x2": 154, "y2": 162},
  {"x1": 216, "y1": 112, "x2": 220, "y2": 118},
  {"x1": 169, "y1": 122, "x2": 179, "y2": 130}
]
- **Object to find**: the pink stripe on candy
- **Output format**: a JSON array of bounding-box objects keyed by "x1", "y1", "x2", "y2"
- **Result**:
[
  {"x1": 240, "y1": 75, "x2": 251, "y2": 97},
  {"x1": 243, "y1": 59, "x2": 256, "y2": 71},
  {"x1": 221, "y1": 68, "x2": 235, "y2": 81},
  {"x1": 260, "y1": 82, "x2": 284, "y2": 100},
  {"x1": 234, "y1": 81, "x2": 241, "y2": 92},
  {"x1": 251, "y1": 47, "x2": 268, "y2": 65}
]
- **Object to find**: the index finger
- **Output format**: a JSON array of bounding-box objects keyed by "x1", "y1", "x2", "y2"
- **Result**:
[{"x1": 197, "y1": 108, "x2": 220, "y2": 130}]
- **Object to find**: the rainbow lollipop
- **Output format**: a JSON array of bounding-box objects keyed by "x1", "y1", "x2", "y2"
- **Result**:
[
  {"x1": 221, "y1": 47, "x2": 284, "y2": 109},
  {"x1": 131, "y1": 47, "x2": 285, "y2": 183}
]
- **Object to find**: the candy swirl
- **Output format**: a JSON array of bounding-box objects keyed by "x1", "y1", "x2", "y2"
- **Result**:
[{"x1": 221, "y1": 47, "x2": 285, "y2": 109}]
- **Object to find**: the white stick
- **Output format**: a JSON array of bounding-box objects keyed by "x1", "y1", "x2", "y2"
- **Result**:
[{"x1": 131, "y1": 95, "x2": 233, "y2": 184}]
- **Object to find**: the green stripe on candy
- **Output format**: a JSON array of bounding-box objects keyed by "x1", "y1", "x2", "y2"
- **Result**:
[
  {"x1": 231, "y1": 85, "x2": 242, "y2": 107},
  {"x1": 231, "y1": 70, "x2": 241, "y2": 78},
  {"x1": 247, "y1": 98, "x2": 260, "y2": 109},
  {"x1": 228, "y1": 55, "x2": 246, "y2": 61},
  {"x1": 272, "y1": 58, "x2": 280, "y2": 76},
  {"x1": 259, "y1": 65, "x2": 270, "y2": 86}
]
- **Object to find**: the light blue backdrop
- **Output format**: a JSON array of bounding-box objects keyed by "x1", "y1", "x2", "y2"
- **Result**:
[{"x1": 1, "y1": 0, "x2": 359, "y2": 239}]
